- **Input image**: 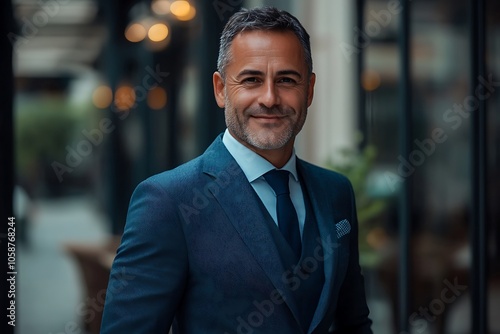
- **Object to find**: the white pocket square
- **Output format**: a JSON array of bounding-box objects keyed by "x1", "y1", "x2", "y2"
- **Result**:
[{"x1": 336, "y1": 219, "x2": 351, "y2": 239}]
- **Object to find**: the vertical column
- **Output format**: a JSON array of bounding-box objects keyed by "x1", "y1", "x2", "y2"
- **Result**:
[
  {"x1": 193, "y1": 0, "x2": 234, "y2": 154},
  {"x1": 398, "y1": 0, "x2": 412, "y2": 332},
  {"x1": 470, "y1": 0, "x2": 488, "y2": 332},
  {"x1": 1, "y1": 1, "x2": 15, "y2": 334},
  {"x1": 101, "y1": 0, "x2": 133, "y2": 235},
  {"x1": 294, "y1": 0, "x2": 358, "y2": 164},
  {"x1": 356, "y1": 0, "x2": 367, "y2": 149}
]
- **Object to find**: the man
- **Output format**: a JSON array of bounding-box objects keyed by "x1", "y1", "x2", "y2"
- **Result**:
[{"x1": 101, "y1": 7, "x2": 372, "y2": 334}]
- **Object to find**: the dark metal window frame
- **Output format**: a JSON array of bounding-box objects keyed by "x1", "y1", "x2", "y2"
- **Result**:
[
  {"x1": 470, "y1": 0, "x2": 488, "y2": 333},
  {"x1": 357, "y1": 0, "x2": 490, "y2": 332}
]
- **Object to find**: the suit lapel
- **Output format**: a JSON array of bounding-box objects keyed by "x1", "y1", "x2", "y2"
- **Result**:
[
  {"x1": 297, "y1": 161, "x2": 341, "y2": 334},
  {"x1": 200, "y1": 136, "x2": 303, "y2": 329}
]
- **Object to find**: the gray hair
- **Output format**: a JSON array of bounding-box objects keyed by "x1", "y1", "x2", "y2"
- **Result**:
[{"x1": 217, "y1": 7, "x2": 313, "y2": 79}]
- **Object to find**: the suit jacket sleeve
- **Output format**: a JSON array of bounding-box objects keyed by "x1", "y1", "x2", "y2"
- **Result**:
[
  {"x1": 100, "y1": 177, "x2": 188, "y2": 333},
  {"x1": 332, "y1": 177, "x2": 373, "y2": 334}
]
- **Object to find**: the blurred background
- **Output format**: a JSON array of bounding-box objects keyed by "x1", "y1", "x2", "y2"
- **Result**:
[{"x1": 1, "y1": 0, "x2": 499, "y2": 333}]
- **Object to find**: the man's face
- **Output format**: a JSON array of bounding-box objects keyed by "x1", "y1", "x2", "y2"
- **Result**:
[{"x1": 213, "y1": 30, "x2": 315, "y2": 153}]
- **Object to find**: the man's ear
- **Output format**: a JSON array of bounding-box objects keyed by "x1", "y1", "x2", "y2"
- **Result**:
[
  {"x1": 213, "y1": 71, "x2": 226, "y2": 108},
  {"x1": 307, "y1": 72, "x2": 316, "y2": 107}
]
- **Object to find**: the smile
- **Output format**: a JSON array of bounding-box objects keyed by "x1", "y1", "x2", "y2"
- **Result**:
[
  {"x1": 254, "y1": 115, "x2": 283, "y2": 119},
  {"x1": 251, "y1": 114, "x2": 288, "y2": 119},
  {"x1": 251, "y1": 115, "x2": 287, "y2": 124}
]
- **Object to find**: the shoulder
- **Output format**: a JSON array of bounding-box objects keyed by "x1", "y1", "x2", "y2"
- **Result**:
[
  {"x1": 125, "y1": 155, "x2": 210, "y2": 228},
  {"x1": 136, "y1": 155, "x2": 206, "y2": 197},
  {"x1": 138, "y1": 134, "x2": 232, "y2": 194}
]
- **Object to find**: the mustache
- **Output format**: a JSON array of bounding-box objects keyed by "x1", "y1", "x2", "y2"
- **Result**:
[{"x1": 245, "y1": 106, "x2": 293, "y2": 117}]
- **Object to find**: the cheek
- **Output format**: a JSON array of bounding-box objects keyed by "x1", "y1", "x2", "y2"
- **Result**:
[
  {"x1": 227, "y1": 94, "x2": 256, "y2": 113},
  {"x1": 285, "y1": 96, "x2": 307, "y2": 113},
  {"x1": 282, "y1": 89, "x2": 307, "y2": 103}
]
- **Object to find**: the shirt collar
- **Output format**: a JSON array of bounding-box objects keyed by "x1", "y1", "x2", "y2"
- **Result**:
[{"x1": 222, "y1": 129, "x2": 299, "y2": 183}]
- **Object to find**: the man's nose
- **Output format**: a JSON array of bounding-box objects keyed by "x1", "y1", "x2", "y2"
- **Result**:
[{"x1": 257, "y1": 81, "x2": 280, "y2": 108}]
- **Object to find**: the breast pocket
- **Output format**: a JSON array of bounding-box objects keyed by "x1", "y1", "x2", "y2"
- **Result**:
[{"x1": 334, "y1": 219, "x2": 351, "y2": 281}]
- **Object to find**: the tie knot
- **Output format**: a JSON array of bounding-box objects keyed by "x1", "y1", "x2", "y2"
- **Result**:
[{"x1": 264, "y1": 169, "x2": 290, "y2": 196}]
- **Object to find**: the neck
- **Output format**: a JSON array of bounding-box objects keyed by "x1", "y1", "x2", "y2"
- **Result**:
[
  {"x1": 255, "y1": 146, "x2": 293, "y2": 168},
  {"x1": 239, "y1": 139, "x2": 294, "y2": 169}
]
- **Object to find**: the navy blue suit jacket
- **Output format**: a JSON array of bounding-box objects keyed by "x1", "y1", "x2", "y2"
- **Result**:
[{"x1": 101, "y1": 135, "x2": 372, "y2": 334}]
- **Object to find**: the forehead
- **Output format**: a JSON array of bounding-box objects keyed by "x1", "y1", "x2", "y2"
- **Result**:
[{"x1": 227, "y1": 30, "x2": 306, "y2": 71}]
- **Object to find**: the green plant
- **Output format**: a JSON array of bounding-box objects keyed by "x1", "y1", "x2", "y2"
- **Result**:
[
  {"x1": 325, "y1": 144, "x2": 387, "y2": 267},
  {"x1": 15, "y1": 96, "x2": 100, "y2": 191}
]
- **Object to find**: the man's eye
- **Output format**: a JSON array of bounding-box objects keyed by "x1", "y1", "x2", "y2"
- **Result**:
[
  {"x1": 278, "y1": 77, "x2": 296, "y2": 84},
  {"x1": 242, "y1": 77, "x2": 259, "y2": 83}
]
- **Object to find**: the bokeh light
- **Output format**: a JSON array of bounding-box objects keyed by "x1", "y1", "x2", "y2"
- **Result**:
[
  {"x1": 148, "y1": 23, "x2": 169, "y2": 42},
  {"x1": 147, "y1": 87, "x2": 168, "y2": 110},
  {"x1": 362, "y1": 69, "x2": 381, "y2": 92},
  {"x1": 175, "y1": 5, "x2": 196, "y2": 21},
  {"x1": 152, "y1": 0, "x2": 171, "y2": 15},
  {"x1": 114, "y1": 85, "x2": 136, "y2": 111},
  {"x1": 125, "y1": 22, "x2": 147, "y2": 43},
  {"x1": 92, "y1": 85, "x2": 113, "y2": 109},
  {"x1": 170, "y1": 0, "x2": 191, "y2": 18}
]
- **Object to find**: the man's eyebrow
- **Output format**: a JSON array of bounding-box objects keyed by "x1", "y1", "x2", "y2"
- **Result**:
[
  {"x1": 276, "y1": 70, "x2": 302, "y2": 78},
  {"x1": 236, "y1": 69, "x2": 264, "y2": 79},
  {"x1": 236, "y1": 69, "x2": 302, "y2": 79}
]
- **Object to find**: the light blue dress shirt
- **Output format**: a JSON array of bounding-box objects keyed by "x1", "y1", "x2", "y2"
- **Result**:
[{"x1": 222, "y1": 129, "x2": 306, "y2": 235}]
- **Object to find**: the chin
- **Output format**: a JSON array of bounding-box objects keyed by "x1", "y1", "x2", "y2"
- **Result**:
[{"x1": 246, "y1": 132, "x2": 291, "y2": 151}]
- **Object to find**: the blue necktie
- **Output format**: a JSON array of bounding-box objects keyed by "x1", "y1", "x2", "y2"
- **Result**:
[{"x1": 264, "y1": 169, "x2": 302, "y2": 259}]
